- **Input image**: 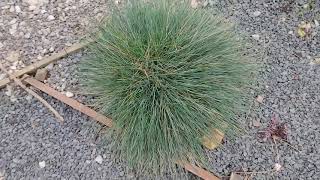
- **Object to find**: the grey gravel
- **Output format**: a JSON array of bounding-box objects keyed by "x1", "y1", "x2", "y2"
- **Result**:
[
  {"x1": 1, "y1": 0, "x2": 320, "y2": 179},
  {"x1": 0, "y1": 0, "x2": 130, "y2": 179},
  {"x1": 206, "y1": 0, "x2": 320, "y2": 179}
]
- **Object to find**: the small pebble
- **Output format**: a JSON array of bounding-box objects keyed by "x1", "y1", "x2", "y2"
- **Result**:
[
  {"x1": 65, "y1": 91, "x2": 74, "y2": 98},
  {"x1": 252, "y1": 119, "x2": 261, "y2": 127},
  {"x1": 28, "y1": 5, "x2": 37, "y2": 11},
  {"x1": 0, "y1": 74, "x2": 6, "y2": 80},
  {"x1": 6, "y1": 51, "x2": 20, "y2": 62},
  {"x1": 256, "y1": 95, "x2": 264, "y2": 103},
  {"x1": 39, "y1": 161, "x2": 46, "y2": 168},
  {"x1": 49, "y1": 47, "x2": 54, "y2": 52},
  {"x1": 10, "y1": 96, "x2": 17, "y2": 103},
  {"x1": 190, "y1": 0, "x2": 198, "y2": 9},
  {"x1": 47, "y1": 15, "x2": 55, "y2": 21},
  {"x1": 45, "y1": 63, "x2": 54, "y2": 70},
  {"x1": 274, "y1": 163, "x2": 282, "y2": 171},
  {"x1": 5, "y1": 86, "x2": 13, "y2": 97},
  {"x1": 95, "y1": 155, "x2": 103, "y2": 164},
  {"x1": 1, "y1": 5, "x2": 10, "y2": 10},
  {"x1": 9, "y1": 28, "x2": 17, "y2": 35},
  {"x1": 252, "y1": 34, "x2": 260, "y2": 40},
  {"x1": 315, "y1": 20, "x2": 319, "y2": 27},
  {"x1": 252, "y1": 11, "x2": 261, "y2": 17},
  {"x1": 25, "y1": 95, "x2": 33, "y2": 101},
  {"x1": 24, "y1": 32, "x2": 31, "y2": 39},
  {"x1": 9, "y1": 6, "x2": 15, "y2": 13},
  {"x1": 15, "y1": 6, "x2": 21, "y2": 13}
]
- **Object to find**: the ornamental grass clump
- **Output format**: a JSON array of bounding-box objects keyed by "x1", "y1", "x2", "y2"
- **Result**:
[{"x1": 80, "y1": 0, "x2": 255, "y2": 176}]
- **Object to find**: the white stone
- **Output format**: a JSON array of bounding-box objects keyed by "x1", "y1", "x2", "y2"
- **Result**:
[
  {"x1": 0, "y1": 74, "x2": 6, "y2": 80},
  {"x1": 6, "y1": 51, "x2": 20, "y2": 62},
  {"x1": 315, "y1": 20, "x2": 319, "y2": 27},
  {"x1": 9, "y1": 6, "x2": 15, "y2": 13},
  {"x1": 39, "y1": 161, "x2": 46, "y2": 168},
  {"x1": 24, "y1": 32, "x2": 31, "y2": 39},
  {"x1": 10, "y1": 96, "x2": 17, "y2": 102},
  {"x1": 95, "y1": 155, "x2": 103, "y2": 164},
  {"x1": 0, "y1": 42, "x2": 3, "y2": 49},
  {"x1": 49, "y1": 47, "x2": 54, "y2": 52},
  {"x1": 11, "y1": 23, "x2": 18, "y2": 30},
  {"x1": 47, "y1": 15, "x2": 55, "y2": 21},
  {"x1": 24, "y1": 0, "x2": 46, "y2": 6},
  {"x1": 25, "y1": 95, "x2": 33, "y2": 101},
  {"x1": 61, "y1": 83, "x2": 66, "y2": 91},
  {"x1": 5, "y1": 86, "x2": 13, "y2": 97},
  {"x1": 28, "y1": 5, "x2": 37, "y2": 11},
  {"x1": 288, "y1": 31, "x2": 294, "y2": 35},
  {"x1": 1, "y1": 5, "x2": 10, "y2": 10},
  {"x1": 252, "y1": 34, "x2": 260, "y2": 40},
  {"x1": 15, "y1": 6, "x2": 21, "y2": 13},
  {"x1": 9, "y1": 28, "x2": 17, "y2": 35},
  {"x1": 45, "y1": 63, "x2": 53, "y2": 70},
  {"x1": 274, "y1": 163, "x2": 282, "y2": 171},
  {"x1": 256, "y1": 95, "x2": 264, "y2": 103},
  {"x1": 19, "y1": 21, "x2": 26, "y2": 26},
  {"x1": 9, "y1": 19, "x2": 17, "y2": 25},
  {"x1": 252, "y1": 11, "x2": 261, "y2": 17},
  {"x1": 12, "y1": 61, "x2": 18, "y2": 66},
  {"x1": 65, "y1": 91, "x2": 74, "y2": 98}
]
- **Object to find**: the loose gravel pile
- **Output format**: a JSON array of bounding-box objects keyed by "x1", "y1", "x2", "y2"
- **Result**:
[{"x1": 1, "y1": 0, "x2": 319, "y2": 179}]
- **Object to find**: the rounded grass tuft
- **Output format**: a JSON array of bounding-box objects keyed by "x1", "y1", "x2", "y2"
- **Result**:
[{"x1": 80, "y1": 0, "x2": 256, "y2": 176}]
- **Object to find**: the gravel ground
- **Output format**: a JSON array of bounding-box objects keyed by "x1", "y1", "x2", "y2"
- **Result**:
[
  {"x1": 206, "y1": 0, "x2": 320, "y2": 179},
  {"x1": 1, "y1": 0, "x2": 320, "y2": 179}
]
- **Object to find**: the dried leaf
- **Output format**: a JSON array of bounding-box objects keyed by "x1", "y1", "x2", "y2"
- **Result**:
[
  {"x1": 259, "y1": 114, "x2": 288, "y2": 141},
  {"x1": 202, "y1": 129, "x2": 224, "y2": 150}
]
